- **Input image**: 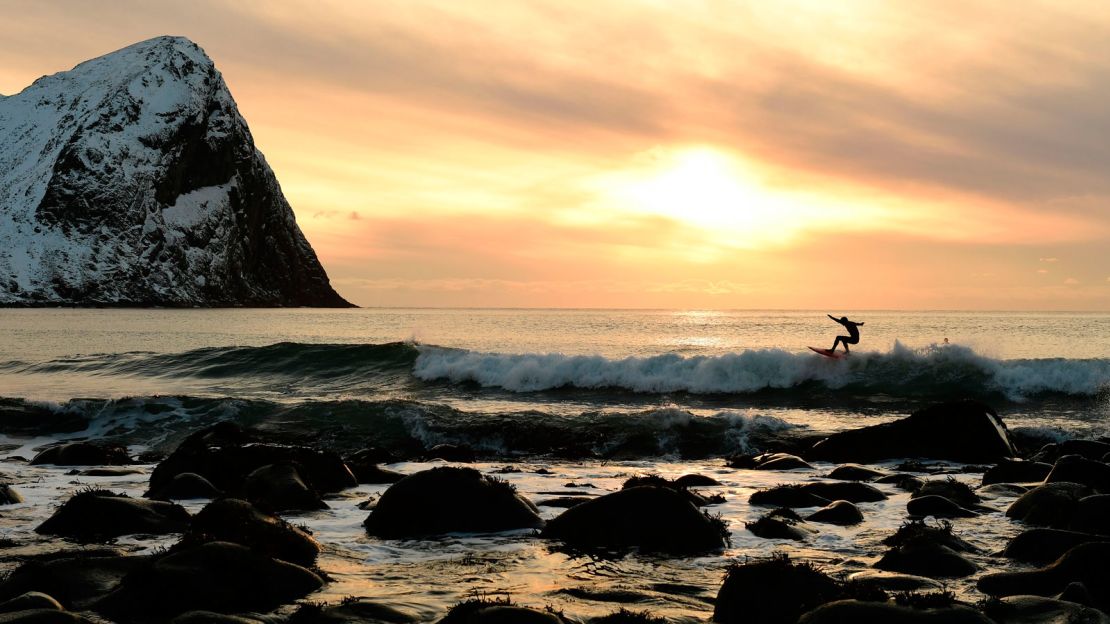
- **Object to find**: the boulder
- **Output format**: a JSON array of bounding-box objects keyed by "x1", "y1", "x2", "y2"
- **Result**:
[
  {"x1": 875, "y1": 522, "x2": 979, "y2": 579},
  {"x1": 288, "y1": 598, "x2": 416, "y2": 624},
  {"x1": 746, "y1": 509, "x2": 816, "y2": 541},
  {"x1": 673, "y1": 474, "x2": 721, "y2": 487},
  {"x1": 35, "y1": 490, "x2": 190, "y2": 540},
  {"x1": 172, "y1": 612, "x2": 271, "y2": 624},
  {"x1": 983, "y1": 460, "x2": 1053, "y2": 485},
  {"x1": 798, "y1": 600, "x2": 994, "y2": 624},
  {"x1": 183, "y1": 499, "x2": 321, "y2": 567},
  {"x1": 749, "y1": 485, "x2": 829, "y2": 509},
  {"x1": 147, "y1": 472, "x2": 223, "y2": 501},
  {"x1": 0, "y1": 610, "x2": 95, "y2": 624},
  {"x1": 1068, "y1": 494, "x2": 1110, "y2": 535},
  {"x1": 1003, "y1": 528, "x2": 1109, "y2": 564},
  {"x1": 1044, "y1": 455, "x2": 1110, "y2": 493},
  {"x1": 713, "y1": 556, "x2": 844, "y2": 624},
  {"x1": 984, "y1": 595, "x2": 1110, "y2": 624},
  {"x1": 907, "y1": 495, "x2": 977, "y2": 519},
  {"x1": 1059, "y1": 439, "x2": 1110, "y2": 461},
  {"x1": 30, "y1": 443, "x2": 132, "y2": 466},
  {"x1": 620, "y1": 475, "x2": 722, "y2": 507},
  {"x1": 808, "y1": 400, "x2": 1015, "y2": 463},
  {"x1": 542, "y1": 486, "x2": 726, "y2": 554},
  {"x1": 978, "y1": 542, "x2": 1110, "y2": 612},
  {"x1": 343, "y1": 453, "x2": 405, "y2": 485},
  {"x1": 845, "y1": 571, "x2": 941, "y2": 592},
  {"x1": 1006, "y1": 482, "x2": 1092, "y2": 528},
  {"x1": 801, "y1": 482, "x2": 887, "y2": 503},
  {"x1": 827, "y1": 464, "x2": 886, "y2": 481},
  {"x1": 875, "y1": 474, "x2": 925, "y2": 492},
  {"x1": 244, "y1": 463, "x2": 327, "y2": 512},
  {"x1": 728, "y1": 452, "x2": 813, "y2": 471},
  {"x1": 806, "y1": 500, "x2": 864, "y2": 526},
  {"x1": 912, "y1": 479, "x2": 980, "y2": 507},
  {"x1": 436, "y1": 600, "x2": 568, "y2": 624},
  {"x1": 365, "y1": 467, "x2": 543, "y2": 538},
  {"x1": 0, "y1": 550, "x2": 141, "y2": 609},
  {"x1": 0, "y1": 593, "x2": 63, "y2": 613},
  {"x1": 94, "y1": 541, "x2": 324, "y2": 619}
]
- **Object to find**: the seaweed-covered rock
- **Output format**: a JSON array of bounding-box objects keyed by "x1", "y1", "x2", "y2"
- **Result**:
[
  {"x1": 620, "y1": 475, "x2": 722, "y2": 507},
  {"x1": 806, "y1": 500, "x2": 864, "y2": 526},
  {"x1": 30, "y1": 443, "x2": 132, "y2": 466},
  {"x1": 35, "y1": 490, "x2": 190, "y2": 540},
  {"x1": 244, "y1": 463, "x2": 327, "y2": 512},
  {"x1": 147, "y1": 472, "x2": 223, "y2": 501},
  {"x1": 978, "y1": 542, "x2": 1110, "y2": 612},
  {"x1": 712, "y1": 555, "x2": 844, "y2": 624},
  {"x1": 746, "y1": 508, "x2": 816, "y2": 541},
  {"x1": 827, "y1": 464, "x2": 886, "y2": 481},
  {"x1": 289, "y1": 598, "x2": 416, "y2": 624},
  {"x1": 750, "y1": 482, "x2": 885, "y2": 508},
  {"x1": 95, "y1": 541, "x2": 324, "y2": 619},
  {"x1": 808, "y1": 400, "x2": 1015, "y2": 463},
  {"x1": 183, "y1": 499, "x2": 320, "y2": 567},
  {"x1": 436, "y1": 599, "x2": 568, "y2": 624},
  {"x1": 875, "y1": 522, "x2": 979, "y2": 579},
  {"x1": 1044, "y1": 455, "x2": 1110, "y2": 493},
  {"x1": 983, "y1": 460, "x2": 1053, "y2": 486},
  {"x1": 1003, "y1": 528, "x2": 1109, "y2": 564},
  {"x1": 0, "y1": 550, "x2": 141, "y2": 609},
  {"x1": 542, "y1": 486, "x2": 726, "y2": 554},
  {"x1": 912, "y1": 478, "x2": 980, "y2": 507},
  {"x1": 365, "y1": 467, "x2": 543, "y2": 538},
  {"x1": 798, "y1": 600, "x2": 994, "y2": 623},
  {"x1": 1006, "y1": 482, "x2": 1092, "y2": 528}
]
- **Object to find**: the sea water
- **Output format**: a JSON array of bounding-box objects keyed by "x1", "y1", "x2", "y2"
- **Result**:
[{"x1": 1, "y1": 308, "x2": 1108, "y2": 621}]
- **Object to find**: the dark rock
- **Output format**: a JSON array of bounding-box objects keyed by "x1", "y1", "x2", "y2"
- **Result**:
[
  {"x1": 1069, "y1": 494, "x2": 1110, "y2": 535},
  {"x1": 979, "y1": 483, "x2": 1029, "y2": 497},
  {"x1": 289, "y1": 598, "x2": 416, "y2": 624},
  {"x1": 621, "y1": 475, "x2": 722, "y2": 507},
  {"x1": 845, "y1": 571, "x2": 941, "y2": 592},
  {"x1": 244, "y1": 463, "x2": 327, "y2": 512},
  {"x1": 801, "y1": 481, "x2": 887, "y2": 503},
  {"x1": 875, "y1": 522, "x2": 979, "y2": 579},
  {"x1": 69, "y1": 467, "x2": 145, "y2": 477},
  {"x1": 542, "y1": 486, "x2": 726, "y2": 554},
  {"x1": 978, "y1": 542, "x2": 1110, "y2": 612},
  {"x1": 436, "y1": 600, "x2": 568, "y2": 624},
  {"x1": 172, "y1": 612, "x2": 271, "y2": 624},
  {"x1": 30, "y1": 443, "x2": 131, "y2": 466},
  {"x1": 95, "y1": 541, "x2": 324, "y2": 619},
  {"x1": 0, "y1": 610, "x2": 95, "y2": 624},
  {"x1": 712, "y1": 555, "x2": 844, "y2": 624},
  {"x1": 728, "y1": 452, "x2": 813, "y2": 471},
  {"x1": 827, "y1": 464, "x2": 886, "y2": 481},
  {"x1": 1, "y1": 485, "x2": 22, "y2": 505},
  {"x1": 344, "y1": 452, "x2": 405, "y2": 484},
  {"x1": 983, "y1": 459, "x2": 1053, "y2": 485},
  {"x1": 807, "y1": 500, "x2": 864, "y2": 526},
  {"x1": 589, "y1": 609, "x2": 667, "y2": 624},
  {"x1": 1059, "y1": 439, "x2": 1110, "y2": 461},
  {"x1": 798, "y1": 600, "x2": 994, "y2": 623},
  {"x1": 1044, "y1": 455, "x2": 1110, "y2": 493},
  {"x1": 747, "y1": 508, "x2": 815, "y2": 541},
  {"x1": 1006, "y1": 482, "x2": 1092, "y2": 528},
  {"x1": 749, "y1": 485, "x2": 829, "y2": 508},
  {"x1": 35, "y1": 490, "x2": 190, "y2": 540},
  {"x1": 673, "y1": 474, "x2": 721, "y2": 487},
  {"x1": 808, "y1": 400, "x2": 1015, "y2": 463},
  {"x1": 423, "y1": 445, "x2": 475, "y2": 463},
  {"x1": 147, "y1": 472, "x2": 223, "y2": 501},
  {"x1": 907, "y1": 495, "x2": 977, "y2": 519},
  {"x1": 984, "y1": 595, "x2": 1110, "y2": 624},
  {"x1": 875, "y1": 474, "x2": 926, "y2": 492},
  {"x1": 0, "y1": 550, "x2": 142, "y2": 609},
  {"x1": 535, "y1": 497, "x2": 592, "y2": 509},
  {"x1": 365, "y1": 467, "x2": 543, "y2": 538},
  {"x1": 1003, "y1": 528, "x2": 1109, "y2": 564},
  {"x1": 912, "y1": 478, "x2": 980, "y2": 507},
  {"x1": 183, "y1": 499, "x2": 320, "y2": 567},
  {"x1": 0, "y1": 593, "x2": 63, "y2": 613}
]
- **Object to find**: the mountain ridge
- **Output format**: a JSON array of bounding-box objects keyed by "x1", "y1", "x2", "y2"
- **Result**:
[{"x1": 0, "y1": 36, "x2": 352, "y2": 307}]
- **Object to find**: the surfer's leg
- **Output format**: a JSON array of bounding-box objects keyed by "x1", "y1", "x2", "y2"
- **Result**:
[{"x1": 832, "y1": 336, "x2": 846, "y2": 351}]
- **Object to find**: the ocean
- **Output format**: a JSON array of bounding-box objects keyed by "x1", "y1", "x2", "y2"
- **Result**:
[{"x1": 2, "y1": 308, "x2": 1109, "y2": 620}]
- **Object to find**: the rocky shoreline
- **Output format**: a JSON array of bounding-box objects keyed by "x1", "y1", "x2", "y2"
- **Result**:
[{"x1": 2, "y1": 399, "x2": 1108, "y2": 623}]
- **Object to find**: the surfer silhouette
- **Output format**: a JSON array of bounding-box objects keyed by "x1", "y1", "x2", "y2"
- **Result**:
[{"x1": 828, "y1": 314, "x2": 864, "y2": 353}]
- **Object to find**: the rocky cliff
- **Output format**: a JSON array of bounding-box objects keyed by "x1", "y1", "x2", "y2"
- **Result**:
[{"x1": 0, "y1": 36, "x2": 351, "y2": 306}]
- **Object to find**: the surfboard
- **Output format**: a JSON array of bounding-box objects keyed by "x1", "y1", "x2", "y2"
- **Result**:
[{"x1": 808, "y1": 346, "x2": 846, "y2": 359}]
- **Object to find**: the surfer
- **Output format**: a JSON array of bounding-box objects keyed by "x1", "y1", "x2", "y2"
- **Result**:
[{"x1": 828, "y1": 314, "x2": 864, "y2": 354}]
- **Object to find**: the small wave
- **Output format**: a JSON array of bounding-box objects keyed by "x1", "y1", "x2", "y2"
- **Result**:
[{"x1": 413, "y1": 341, "x2": 1110, "y2": 401}]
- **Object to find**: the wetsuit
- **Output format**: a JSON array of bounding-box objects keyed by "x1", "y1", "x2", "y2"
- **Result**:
[{"x1": 829, "y1": 315, "x2": 863, "y2": 353}]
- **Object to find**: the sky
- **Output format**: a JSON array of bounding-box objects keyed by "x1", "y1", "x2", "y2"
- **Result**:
[{"x1": 2, "y1": 0, "x2": 1109, "y2": 309}]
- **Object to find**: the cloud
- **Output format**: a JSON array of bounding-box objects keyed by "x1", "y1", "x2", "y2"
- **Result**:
[
  {"x1": 1064, "y1": 277, "x2": 1080, "y2": 285},
  {"x1": 1040, "y1": 257, "x2": 1060, "y2": 262}
]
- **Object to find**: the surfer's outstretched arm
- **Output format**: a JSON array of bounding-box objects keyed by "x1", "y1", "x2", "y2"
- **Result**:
[{"x1": 827, "y1": 314, "x2": 838, "y2": 322}]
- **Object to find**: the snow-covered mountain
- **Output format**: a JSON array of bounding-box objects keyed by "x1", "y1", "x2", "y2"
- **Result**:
[{"x1": 0, "y1": 36, "x2": 351, "y2": 307}]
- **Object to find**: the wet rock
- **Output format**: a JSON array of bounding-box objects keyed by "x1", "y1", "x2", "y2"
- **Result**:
[
  {"x1": 589, "y1": 609, "x2": 667, "y2": 624},
  {"x1": 808, "y1": 400, "x2": 1015, "y2": 463},
  {"x1": 673, "y1": 474, "x2": 721, "y2": 487},
  {"x1": 712, "y1": 555, "x2": 845, "y2": 624},
  {"x1": 172, "y1": 612, "x2": 271, "y2": 624},
  {"x1": 183, "y1": 499, "x2": 320, "y2": 567},
  {"x1": 912, "y1": 478, "x2": 980, "y2": 507},
  {"x1": 147, "y1": 472, "x2": 223, "y2": 501},
  {"x1": 0, "y1": 610, "x2": 95, "y2": 624},
  {"x1": 1003, "y1": 528, "x2": 1109, "y2": 564},
  {"x1": 1006, "y1": 482, "x2": 1092, "y2": 528},
  {"x1": 983, "y1": 460, "x2": 1053, "y2": 485},
  {"x1": 542, "y1": 486, "x2": 726, "y2": 554},
  {"x1": 68, "y1": 467, "x2": 144, "y2": 477},
  {"x1": 978, "y1": 542, "x2": 1110, "y2": 612},
  {"x1": 436, "y1": 599, "x2": 569, "y2": 624},
  {"x1": 0, "y1": 550, "x2": 142, "y2": 609},
  {"x1": 806, "y1": 500, "x2": 864, "y2": 526},
  {"x1": 244, "y1": 463, "x2": 327, "y2": 512},
  {"x1": 344, "y1": 451, "x2": 405, "y2": 484},
  {"x1": 875, "y1": 474, "x2": 926, "y2": 492},
  {"x1": 95, "y1": 541, "x2": 324, "y2": 619},
  {"x1": 984, "y1": 595, "x2": 1110, "y2": 624},
  {"x1": 365, "y1": 467, "x2": 543, "y2": 538},
  {"x1": 35, "y1": 490, "x2": 190, "y2": 540},
  {"x1": 875, "y1": 522, "x2": 979, "y2": 578},
  {"x1": 907, "y1": 495, "x2": 977, "y2": 519},
  {"x1": 979, "y1": 483, "x2": 1029, "y2": 497},
  {"x1": 798, "y1": 600, "x2": 994, "y2": 623},
  {"x1": 1059, "y1": 439, "x2": 1110, "y2": 461},
  {"x1": 728, "y1": 452, "x2": 813, "y2": 471},
  {"x1": 827, "y1": 464, "x2": 886, "y2": 481},
  {"x1": 1068, "y1": 494, "x2": 1110, "y2": 535},
  {"x1": 0, "y1": 593, "x2": 64, "y2": 613},
  {"x1": 621, "y1": 475, "x2": 723, "y2": 506},
  {"x1": 801, "y1": 481, "x2": 887, "y2": 503},
  {"x1": 289, "y1": 598, "x2": 416, "y2": 624},
  {"x1": 1044, "y1": 455, "x2": 1110, "y2": 493},
  {"x1": 845, "y1": 571, "x2": 941, "y2": 592},
  {"x1": 1, "y1": 485, "x2": 22, "y2": 505},
  {"x1": 749, "y1": 485, "x2": 829, "y2": 508},
  {"x1": 535, "y1": 497, "x2": 591, "y2": 509},
  {"x1": 747, "y1": 508, "x2": 816, "y2": 541},
  {"x1": 423, "y1": 444, "x2": 475, "y2": 463},
  {"x1": 30, "y1": 443, "x2": 132, "y2": 466}
]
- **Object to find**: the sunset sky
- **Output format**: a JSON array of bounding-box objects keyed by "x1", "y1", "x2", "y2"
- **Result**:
[{"x1": 2, "y1": 1, "x2": 1109, "y2": 309}]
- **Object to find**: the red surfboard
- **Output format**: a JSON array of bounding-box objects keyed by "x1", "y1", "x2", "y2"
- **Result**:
[{"x1": 808, "y1": 346, "x2": 846, "y2": 359}]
